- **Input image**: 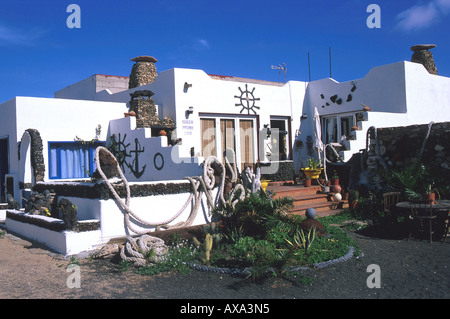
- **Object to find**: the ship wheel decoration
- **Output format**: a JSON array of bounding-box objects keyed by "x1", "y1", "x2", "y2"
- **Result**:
[{"x1": 234, "y1": 84, "x2": 260, "y2": 114}]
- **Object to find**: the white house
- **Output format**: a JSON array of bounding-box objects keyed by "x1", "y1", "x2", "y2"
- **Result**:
[
  {"x1": 56, "y1": 67, "x2": 306, "y2": 177},
  {"x1": 1, "y1": 46, "x2": 450, "y2": 255},
  {"x1": 2, "y1": 49, "x2": 450, "y2": 207}
]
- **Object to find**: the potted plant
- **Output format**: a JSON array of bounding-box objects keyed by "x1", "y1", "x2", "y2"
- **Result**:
[
  {"x1": 301, "y1": 158, "x2": 323, "y2": 180},
  {"x1": 348, "y1": 189, "x2": 359, "y2": 210},
  {"x1": 422, "y1": 184, "x2": 439, "y2": 204},
  {"x1": 341, "y1": 189, "x2": 349, "y2": 200},
  {"x1": 303, "y1": 176, "x2": 311, "y2": 187},
  {"x1": 331, "y1": 170, "x2": 339, "y2": 186}
]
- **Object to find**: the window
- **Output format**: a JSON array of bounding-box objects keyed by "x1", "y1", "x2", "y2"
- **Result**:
[
  {"x1": 322, "y1": 114, "x2": 355, "y2": 145},
  {"x1": 48, "y1": 142, "x2": 104, "y2": 179}
]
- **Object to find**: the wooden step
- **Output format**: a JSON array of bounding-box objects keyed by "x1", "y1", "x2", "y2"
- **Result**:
[
  {"x1": 266, "y1": 182, "x2": 346, "y2": 218},
  {"x1": 268, "y1": 185, "x2": 322, "y2": 198},
  {"x1": 289, "y1": 193, "x2": 330, "y2": 206}
]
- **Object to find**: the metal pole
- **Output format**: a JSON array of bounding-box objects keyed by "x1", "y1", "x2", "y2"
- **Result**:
[
  {"x1": 329, "y1": 46, "x2": 332, "y2": 78},
  {"x1": 308, "y1": 52, "x2": 311, "y2": 82}
]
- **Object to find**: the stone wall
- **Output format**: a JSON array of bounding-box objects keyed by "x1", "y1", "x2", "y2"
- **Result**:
[
  {"x1": 260, "y1": 160, "x2": 294, "y2": 182},
  {"x1": 367, "y1": 121, "x2": 450, "y2": 171},
  {"x1": 25, "y1": 129, "x2": 45, "y2": 184}
]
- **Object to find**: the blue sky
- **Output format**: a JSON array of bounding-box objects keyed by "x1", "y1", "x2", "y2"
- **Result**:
[{"x1": 1, "y1": 0, "x2": 449, "y2": 103}]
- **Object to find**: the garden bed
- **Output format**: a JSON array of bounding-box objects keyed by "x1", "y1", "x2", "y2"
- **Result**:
[{"x1": 126, "y1": 191, "x2": 359, "y2": 280}]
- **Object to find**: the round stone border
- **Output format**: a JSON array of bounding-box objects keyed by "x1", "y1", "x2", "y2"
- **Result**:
[{"x1": 188, "y1": 246, "x2": 356, "y2": 275}]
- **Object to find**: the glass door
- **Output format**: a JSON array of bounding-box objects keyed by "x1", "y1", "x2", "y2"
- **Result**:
[
  {"x1": 239, "y1": 119, "x2": 255, "y2": 170},
  {"x1": 200, "y1": 118, "x2": 216, "y2": 158}
]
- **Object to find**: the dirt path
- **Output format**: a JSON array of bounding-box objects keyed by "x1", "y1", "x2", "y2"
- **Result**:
[{"x1": 1, "y1": 226, "x2": 450, "y2": 300}]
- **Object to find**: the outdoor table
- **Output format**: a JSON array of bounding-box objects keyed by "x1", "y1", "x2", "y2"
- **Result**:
[
  {"x1": 396, "y1": 200, "x2": 450, "y2": 212},
  {"x1": 396, "y1": 200, "x2": 450, "y2": 238}
]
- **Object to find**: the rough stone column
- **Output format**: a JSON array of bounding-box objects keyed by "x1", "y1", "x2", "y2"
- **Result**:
[
  {"x1": 411, "y1": 44, "x2": 438, "y2": 75},
  {"x1": 129, "y1": 90, "x2": 158, "y2": 128},
  {"x1": 129, "y1": 56, "x2": 158, "y2": 89}
]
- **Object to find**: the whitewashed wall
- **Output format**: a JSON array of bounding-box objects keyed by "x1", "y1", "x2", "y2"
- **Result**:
[
  {"x1": 107, "y1": 116, "x2": 203, "y2": 182},
  {"x1": 297, "y1": 61, "x2": 450, "y2": 165},
  {"x1": 0, "y1": 96, "x2": 128, "y2": 204},
  {"x1": 83, "y1": 68, "x2": 306, "y2": 163}
]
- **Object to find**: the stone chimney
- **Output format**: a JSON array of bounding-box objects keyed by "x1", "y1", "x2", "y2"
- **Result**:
[
  {"x1": 129, "y1": 90, "x2": 175, "y2": 131},
  {"x1": 129, "y1": 56, "x2": 158, "y2": 89},
  {"x1": 410, "y1": 44, "x2": 438, "y2": 75}
]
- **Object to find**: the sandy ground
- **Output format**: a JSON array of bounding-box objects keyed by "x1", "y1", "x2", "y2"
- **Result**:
[{"x1": 1, "y1": 224, "x2": 450, "y2": 301}]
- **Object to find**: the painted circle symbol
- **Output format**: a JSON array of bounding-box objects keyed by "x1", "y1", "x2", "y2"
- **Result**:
[{"x1": 153, "y1": 153, "x2": 164, "y2": 170}]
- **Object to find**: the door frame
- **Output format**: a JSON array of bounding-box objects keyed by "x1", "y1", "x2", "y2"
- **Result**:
[
  {"x1": 0, "y1": 137, "x2": 9, "y2": 202},
  {"x1": 199, "y1": 113, "x2": 260, "y2": 170},
  {"x1": 270, "y1": 115, "x2": 292, "y2": 160}
]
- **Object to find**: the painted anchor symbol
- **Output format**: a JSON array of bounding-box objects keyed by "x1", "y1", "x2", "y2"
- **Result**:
[{"x1": 127, "y1": 138, "x2": 146, "y2": 178}]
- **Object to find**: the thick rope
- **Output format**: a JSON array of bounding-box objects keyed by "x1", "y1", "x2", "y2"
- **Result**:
[{"x1": 95, "y1": 146, "x2": 245, "y2": 266}]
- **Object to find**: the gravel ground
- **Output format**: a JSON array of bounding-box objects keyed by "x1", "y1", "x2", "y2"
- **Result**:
[{"x1": 1, "y1": 224, "x2": 449, "y2": 303}]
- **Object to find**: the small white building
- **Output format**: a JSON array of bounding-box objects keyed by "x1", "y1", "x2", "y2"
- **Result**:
[{"x1": 0, "y1": 96, "x2": 127, "y2": 203}]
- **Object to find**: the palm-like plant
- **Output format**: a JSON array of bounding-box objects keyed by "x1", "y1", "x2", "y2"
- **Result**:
[
  {"x1": 384, "y1": 161, "x2": 430, "y2": 199},
  {"x1": 212, "y1": 189, "x2": 294, "y2": 242}
]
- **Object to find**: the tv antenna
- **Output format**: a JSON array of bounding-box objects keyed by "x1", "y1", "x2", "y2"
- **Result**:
[{"x1": 271, "y1": 63, "x2": 287, "y2": 82}]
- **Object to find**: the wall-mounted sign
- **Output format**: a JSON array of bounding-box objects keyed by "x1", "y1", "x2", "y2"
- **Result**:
[{"x1": 182, "y1": 119, "x2": 194, "y2": 135}]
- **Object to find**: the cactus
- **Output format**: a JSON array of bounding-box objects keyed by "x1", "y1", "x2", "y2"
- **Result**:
[{"x1": 193, "y1": 233, "x2": 213, "y2": 263}]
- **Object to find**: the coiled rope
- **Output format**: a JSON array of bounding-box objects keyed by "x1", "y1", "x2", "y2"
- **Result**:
[{"x1": 94, "y1": 146, "x2": 246, "y2": 266}]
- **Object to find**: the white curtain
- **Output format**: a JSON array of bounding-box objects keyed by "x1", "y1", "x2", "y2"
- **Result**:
[
  {"x1": 50, "y1": 143, "x2": 91, "y2": 179},
  {"x1": 60, "y1": 145, "x2": 90, "y2": 179}
]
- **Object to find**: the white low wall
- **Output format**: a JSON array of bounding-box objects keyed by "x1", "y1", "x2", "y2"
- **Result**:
[
  {"x1": 65, "y1": 188, "x2": 216, "y2": 241},
  {"x1": 4, "y1": 180, "x2": 219, "y2": 256},
  {"x1": 5, "y1": 213, "x2": 103, "y2": 256}
]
